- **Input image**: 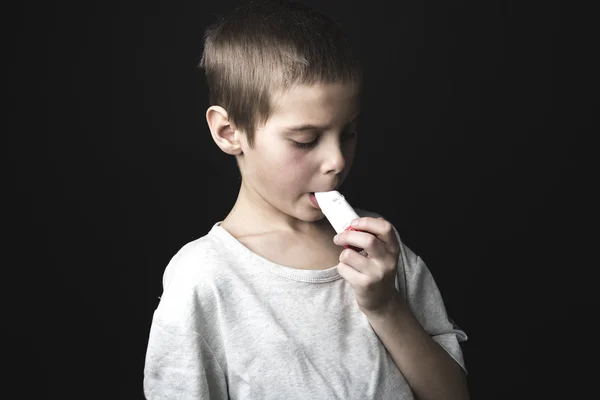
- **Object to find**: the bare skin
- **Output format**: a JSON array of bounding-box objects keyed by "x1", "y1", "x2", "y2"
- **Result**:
[
  {"x1": 208, "y1": 82, "x2": 361, "y2": 270},
  {"x1": 207, "y1": 81, "x2": 469, "y2": 399},
  {"x1": 222, "y1": 216, "x2": 342, "y2": 270}
]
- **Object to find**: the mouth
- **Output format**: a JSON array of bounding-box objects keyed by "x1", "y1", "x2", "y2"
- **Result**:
[{"x1": 309, "y1": 192, "x2": 320, "y2": 209}]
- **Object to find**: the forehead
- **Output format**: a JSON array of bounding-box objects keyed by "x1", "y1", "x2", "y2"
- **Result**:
[{"x1": 267, "y1": 82, "x2": 361, "y2": 127}]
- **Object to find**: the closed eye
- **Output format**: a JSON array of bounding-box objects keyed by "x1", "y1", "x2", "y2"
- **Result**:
[
  {"x1": 292, "y1": 130, "x2": 356, "y2": 150},
  {"x1": 290, "y1": 121, "x2": 358, "y2": 150},
  {"x1": 292, "y1": 140, "x2": 318, "y2": 149}
]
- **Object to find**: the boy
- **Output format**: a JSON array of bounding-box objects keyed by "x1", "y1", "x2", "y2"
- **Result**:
[{"x1": 143, "y1": 1, "x2": 469, "y2": 399}]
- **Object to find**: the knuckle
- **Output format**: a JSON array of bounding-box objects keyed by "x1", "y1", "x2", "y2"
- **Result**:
[
  {"x1": 383, "y1": 221, "x2": 393, "y2": 235},
  {"x1": 366, "y1": 236, "x2": 377, "y2": 248},
  {"x1": 340, "y1": 249, "x2": 349, "y2": 262}
]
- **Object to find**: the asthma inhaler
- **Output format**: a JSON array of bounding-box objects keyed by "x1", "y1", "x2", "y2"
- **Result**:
[{"x1": 314, "y1": 191, "x2": 364, "y2": 253}]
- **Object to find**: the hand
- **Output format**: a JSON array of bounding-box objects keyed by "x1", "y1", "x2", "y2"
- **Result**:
[{"x1": 333, "y1": 217, "x2": 401, "y2": 314}]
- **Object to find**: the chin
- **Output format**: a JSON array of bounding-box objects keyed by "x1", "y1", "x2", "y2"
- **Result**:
[{"x1": 304, "y1": 210, "x2": 326, "y2": 222}]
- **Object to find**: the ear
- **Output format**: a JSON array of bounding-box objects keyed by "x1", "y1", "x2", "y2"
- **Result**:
[{"x1": 206, "y1": 106, "x2": 243, "y2": 155}]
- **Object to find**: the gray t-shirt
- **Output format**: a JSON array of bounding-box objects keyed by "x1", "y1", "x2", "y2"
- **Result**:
[{"x1": 144, "y1": 210, "x2": 467, "y2": 399}]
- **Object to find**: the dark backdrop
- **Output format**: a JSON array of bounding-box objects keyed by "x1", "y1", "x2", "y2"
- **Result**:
[{"x1": 7, "y1": 0, "x2": 596, "y2": 398}]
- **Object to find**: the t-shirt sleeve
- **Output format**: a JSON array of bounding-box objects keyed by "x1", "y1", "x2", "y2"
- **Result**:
[
  {"x1": 393, "y1": 227, "x2": 468, "y2": 374},
  {"x1": 143, "y1": 250, "x2": 228, "y2": 399},
  {"x1": 144, "y1": 317, "x2": 228, "y2": 399}
]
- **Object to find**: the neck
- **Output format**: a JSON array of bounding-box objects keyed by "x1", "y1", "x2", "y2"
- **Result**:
[{"x1": 221, "y1": 179, "x2": 330, "y2": 237}]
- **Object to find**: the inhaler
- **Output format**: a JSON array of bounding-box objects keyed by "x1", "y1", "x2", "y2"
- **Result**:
[{"x1": 314, "y1": 191, "x2": 364, "y2": 253}]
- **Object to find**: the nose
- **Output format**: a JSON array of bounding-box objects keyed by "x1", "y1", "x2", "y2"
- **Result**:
[{"x1": 320, "y1": 139, "x2": 346, "y2": 175}]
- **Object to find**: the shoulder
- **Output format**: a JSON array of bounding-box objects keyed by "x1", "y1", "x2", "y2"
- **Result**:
[
  {"x1": 162, "y1": 233, "x2": 227, "y2": 289},
  {"x1": 154, "y1": 232, "x2": 232, "y2": 320},
  {"x1": 151, "y1": 229, "x2": 245, "y2": 337}
]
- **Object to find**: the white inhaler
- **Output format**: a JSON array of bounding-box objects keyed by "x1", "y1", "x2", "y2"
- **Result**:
[{"x1": 314, "y1": 191, "x2": 363, "y2": 253}]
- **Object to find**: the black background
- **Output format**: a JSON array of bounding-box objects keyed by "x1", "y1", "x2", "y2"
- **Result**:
[{"x1": 7, "y1": 0, "x2": 596, "y2": 398}]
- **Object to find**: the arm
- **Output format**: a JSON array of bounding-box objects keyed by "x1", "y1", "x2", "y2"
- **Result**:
[
  {"x1": 144, "y1": 254, "x2": 228, "y2": 400},
  {"x1": 144, "y1": 319, "x2": 229, "y2": 400},
  {"x1": 364, "y1": 293, "x2": 469, "y2": 400},
  {"x1": 334, "y1": 216, "x2": 469, "y2": 400}
]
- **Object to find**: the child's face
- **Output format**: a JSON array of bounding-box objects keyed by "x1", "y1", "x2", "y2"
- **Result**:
[{"x1": 238, "y1": 81, "x2": 360, "y2": 224}]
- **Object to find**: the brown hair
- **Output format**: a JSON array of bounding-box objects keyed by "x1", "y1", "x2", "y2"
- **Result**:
[{"x1": 199, "y1": 0, "x2": 362, "y2": 147}]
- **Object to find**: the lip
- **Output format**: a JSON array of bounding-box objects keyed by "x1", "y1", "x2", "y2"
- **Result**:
[{"x1": 309, "y1": 192, "x2": 320, "y2": 209}]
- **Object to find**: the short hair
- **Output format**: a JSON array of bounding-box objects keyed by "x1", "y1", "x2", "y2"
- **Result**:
[{"x1": 199, "y1": 0, "x2": 363, "y2": 147}]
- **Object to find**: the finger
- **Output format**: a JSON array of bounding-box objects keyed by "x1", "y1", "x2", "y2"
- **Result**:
[
  {"x1": 336, "y1": 262, "x2": 368, "y2": 286},
  {"x1": 349, "y1": 217, "x2": 398, "y2": 249},
  {"x1": 335, "y1": 229, "x2": 386, "y2": 258},
  {"x1": 339, "y1": 248, "x2": 370, "y2": 274}
]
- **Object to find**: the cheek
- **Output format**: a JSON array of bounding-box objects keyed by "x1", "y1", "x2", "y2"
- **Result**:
[
  {"x1": 265, "y1": 150, "x2": 312, "y2": 188},
  {"x1": 277, "y1": 153, "x2": 310, "y2": 181}
]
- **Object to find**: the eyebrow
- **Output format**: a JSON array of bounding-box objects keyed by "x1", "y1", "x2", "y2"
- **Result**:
[
  {"x1": 286, "y1": 123, "x2": 329, "y2": 132},
  {"x1": 285, "y1": 113, "x2": 362, "y2": 132}
]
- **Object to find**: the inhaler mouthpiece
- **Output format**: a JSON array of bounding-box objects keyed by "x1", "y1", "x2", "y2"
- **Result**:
[{"x1": 314, "y1": 191, "x2": 360, "y2": 234}]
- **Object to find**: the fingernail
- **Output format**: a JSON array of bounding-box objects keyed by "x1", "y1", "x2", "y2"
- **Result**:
[{"x1": 351, "y1": 219, "x2": 359, "y2": 227}]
